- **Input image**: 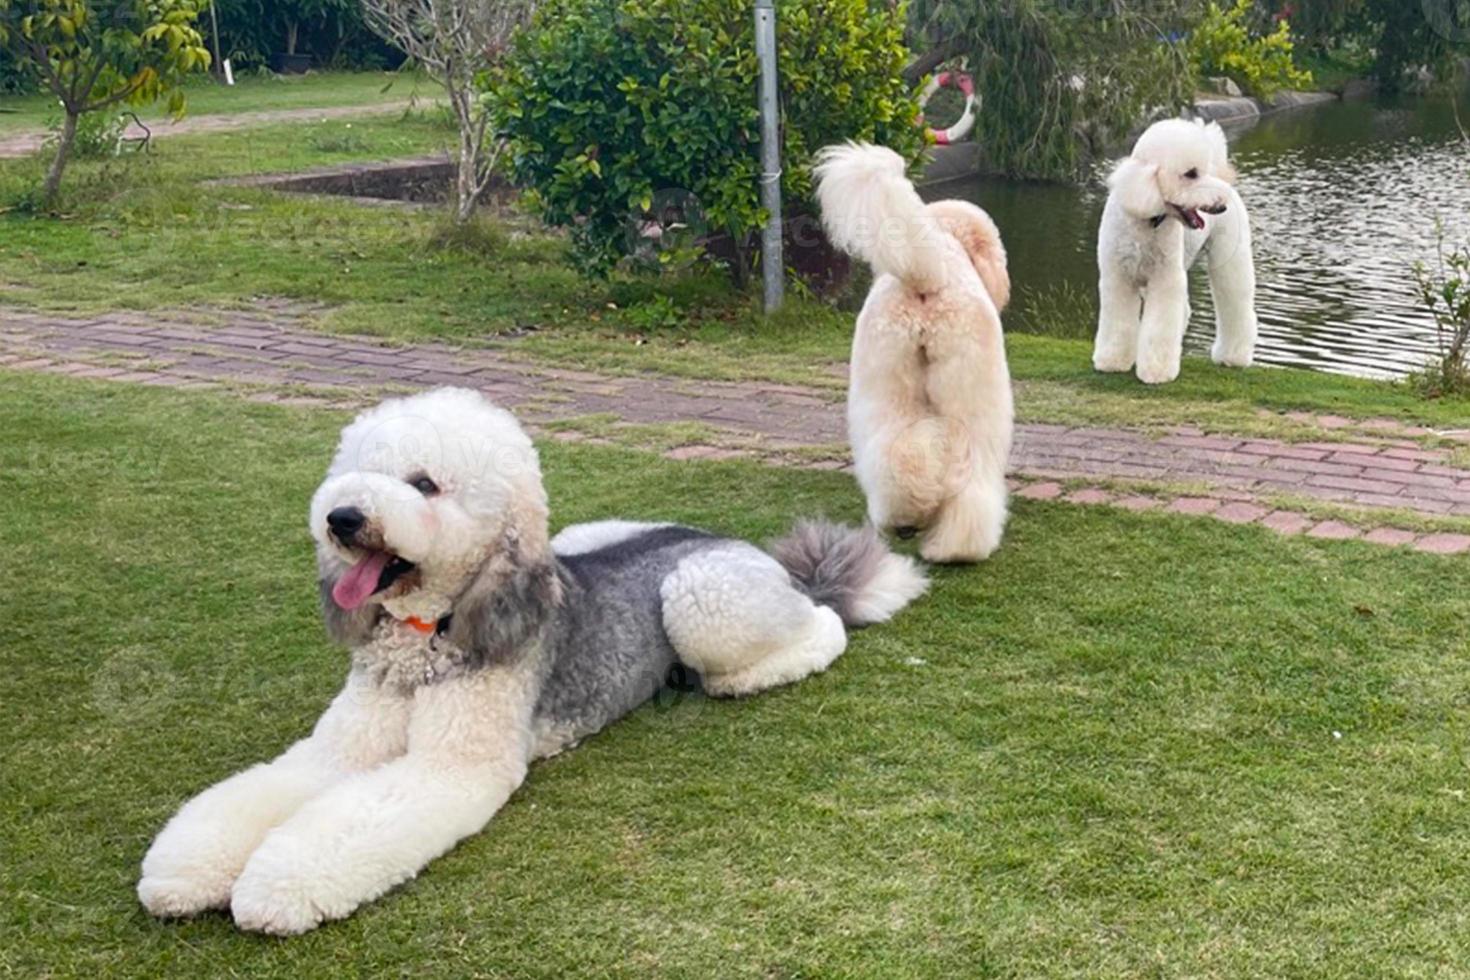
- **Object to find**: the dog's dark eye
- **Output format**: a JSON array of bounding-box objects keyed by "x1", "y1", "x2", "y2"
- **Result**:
[
  {"x1": 408, "y1": 474, "x2": 439, "y2": 496},
  {"x1": 1184, "y1": 168, "x2": 1199, "y2": 179}
]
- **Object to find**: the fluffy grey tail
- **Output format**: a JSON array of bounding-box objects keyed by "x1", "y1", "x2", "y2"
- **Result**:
[{"x1": 768, "y1": 521, "x2": 928, "y2": 628}]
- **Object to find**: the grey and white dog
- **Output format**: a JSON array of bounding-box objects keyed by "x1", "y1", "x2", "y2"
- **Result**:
[{"x1": 137, "y1": 387, "x2": 927, "y2": 934}]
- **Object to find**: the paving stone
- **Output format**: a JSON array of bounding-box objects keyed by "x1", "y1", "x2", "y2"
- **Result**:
[
  {"x1": 663, "y1": 446, "x2": 715, "y2": 461},
  {"x1": 1358, "y1": 468, "x2": 1457, "y2": 488},
  {"x1": 1327, "y1": 452, "x2": 1418, "y2": 471},
  {"x1": 1418, "y1": 463, "x2": 1470, "y2": 480},
  {"x1": 1214, "y1": 502, "x2": 1268, "y2": 525},
  {"x1": 1112, "y1": 495, "x2": 1162, "y2": 512},
  {"x1": 1017, "y1": 482, "x2": 1063, "y2": 501},
  {"x1": 1381, "y1": 447, "x2": 1446, "y2": 463},
  {"x1": 1262, "y1": 511, "x2": 1313, "y2": 536},
  {"x1": 1158, "y1": 434, "x2": 1244, "y2": 451},
  {"x1": 1300, "y1": 441, "x2": 1384, "y2": 455},
  {"x1": 1363, "y1": 528, "x2": 1418, "y2": 547},
  {"x1": 1238, "y1": 441, "x2": 1329, "y2": 460},
  {"x1": 1306, "y1": 521, "x2": 1361, "y2": 541},
  {"x1": 1167, "y1": 497, "x2": 1221, "y2": 516},
  {"x1": 1308, "y1": 474, "x2": 1409, "y2": 495},
  {"x1": 1353, "y1": 492, "x2": 1453, "y2": 514},
  {"x1": 1266, "y1": 457, "x2": 1366, "y2": 478},
  {"x1": 1415, "y1": 534, "x2": 1470, "y2": 555},
  {"x1": 1064, "y1": 488, "x2": 1112, "y2": 505}
]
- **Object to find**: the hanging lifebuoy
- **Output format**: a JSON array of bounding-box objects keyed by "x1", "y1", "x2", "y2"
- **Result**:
[{"x1": 918, "y1": 71, "x2": 977, "y2": 145}]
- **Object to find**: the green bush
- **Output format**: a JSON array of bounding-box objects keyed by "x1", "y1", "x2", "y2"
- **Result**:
[
  {"x1": 1412, "y1": 234, "x2": 1470, "y2": 399},
  {"x1": 490, "y1": 0, "x2": 923, "y2": 276},
  {"x1": 0, "y1": 42, "x2": 29, "y2": 92},
  {"x1": 43, "y1": 109, "x2": 127, "y2": 159},
  {"x1": 1190, "y1": 0, "x2": 1313, "y2": 100}
]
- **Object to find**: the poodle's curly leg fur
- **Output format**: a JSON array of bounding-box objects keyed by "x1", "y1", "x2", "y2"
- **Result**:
[
  {"x1": 1094, "y1": 274, "x2": 1142, "y2": 374},
  {"x1": 229, "y1": 668, "x2": 534, "y2": 935},
  {"x1": 137, "y1": 672, "x2": 410, "y2": 919},
  {"x1": 1135, "y1": 270, "x2": 1189, "y2": 385}
]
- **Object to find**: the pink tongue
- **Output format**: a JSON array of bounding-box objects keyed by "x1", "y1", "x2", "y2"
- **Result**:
[{"x1": 332, "y1": 551, "x2": 391, "y2": 610}]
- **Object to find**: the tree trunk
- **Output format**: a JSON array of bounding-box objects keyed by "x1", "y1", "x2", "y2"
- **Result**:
[
  {"x1": 449, "y1": 87, "x2": 482, "y2": 225},
  {"x1": 42, "y1": 111, "x2": 79, "y2": 206},
  {"x1": 903, "y1": 37, "x2": 966, "y2": 84}
]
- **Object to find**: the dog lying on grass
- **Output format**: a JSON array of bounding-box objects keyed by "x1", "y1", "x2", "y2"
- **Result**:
[
  {"x1": 137, "y1": 387, "x2": 926, "y2": 934},
  {"x1": 814, "y1": 142, "x2": 1014, "y2": 563}
]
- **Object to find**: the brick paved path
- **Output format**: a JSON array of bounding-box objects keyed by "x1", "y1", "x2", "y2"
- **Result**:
[
  {"x1": 0, "y1": 101, "x2": 425, "y2": 159},
  {"x1": 3, "y1": 305, "x2": 1469, "y2": 554}
]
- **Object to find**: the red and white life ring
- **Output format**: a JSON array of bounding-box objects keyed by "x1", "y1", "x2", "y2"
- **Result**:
[{"x1": 918, "y1": 71, "x2": 977, "y2": 145}]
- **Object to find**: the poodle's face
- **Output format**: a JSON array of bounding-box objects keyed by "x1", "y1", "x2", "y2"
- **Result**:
[
  {"x1": 310, "y1": 388, "x2": 548, "y2": 618},
  {"x1": 1110, "y1": 119, "x2": 1234, "y2": 230}
]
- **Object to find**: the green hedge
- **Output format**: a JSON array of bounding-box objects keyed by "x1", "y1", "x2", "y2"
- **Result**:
[
  {"x1": 1, "y1": 42, "x2": 31, "y2": 93},
  {"x1": 491, "y1": 0, "x2": 924, "y2": 276}
]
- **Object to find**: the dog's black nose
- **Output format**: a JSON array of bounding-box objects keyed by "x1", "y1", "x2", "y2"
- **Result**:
[{"x1": 326, "y1": 506, "x2": 366, "y2": 543}]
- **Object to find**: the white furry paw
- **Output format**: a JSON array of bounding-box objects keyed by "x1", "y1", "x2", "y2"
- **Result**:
[
  {"x1": 230, "y1": 868, "x2": 325, "y2": 936},
  {"x1": 1134, "y1": 355, "x2": 1181, "y2": 385},
  {"x1": 137, "y1": 872, "x2": 232, "y2": 919},
  {"x1": 1092, "y1": 352, "x2": 1135, "y2": 374},
  {"x1": 1211, "y1": 343, "x2": 1254, "y2": 369}
]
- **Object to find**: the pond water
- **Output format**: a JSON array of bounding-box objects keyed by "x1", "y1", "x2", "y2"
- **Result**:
[{"x1": 927, "y1": 88, "x2": 1470, "y2": 379}]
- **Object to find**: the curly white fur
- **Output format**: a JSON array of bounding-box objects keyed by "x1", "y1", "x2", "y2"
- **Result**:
[
  {"x1": 137, "y1": 388, "x2": 926, "y2": 934},
  {"x1": 815, "y1": 142, "x2": 1014, "y2": 563},
  {"x1": 1095, "y1": 118, "x2": 1259, "y2": 385}
]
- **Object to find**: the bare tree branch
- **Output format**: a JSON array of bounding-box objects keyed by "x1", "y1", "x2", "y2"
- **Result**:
[{"x1": 361, "y1": 0, "x2": 537, "y2": 223}]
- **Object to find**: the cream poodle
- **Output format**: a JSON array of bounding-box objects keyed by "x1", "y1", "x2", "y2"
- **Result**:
[
  {"x1": 815, "y1": 142, "x2": 1013, "y2": 563},
  {"x1": 1094, "y1": 118, "x2": 1258, "y2": 385},
  {"x1": 137, "y1": 387, "x2": 926, "y2": 934}
]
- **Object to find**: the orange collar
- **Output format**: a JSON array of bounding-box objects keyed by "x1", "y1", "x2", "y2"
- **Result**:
[{"x1": 397, "y1": 615, "x2": 439, "y2": 635}]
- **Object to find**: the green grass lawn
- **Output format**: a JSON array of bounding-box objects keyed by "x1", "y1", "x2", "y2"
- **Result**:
[
  {"x1": 0, "y1": 70, "x2": 441, "y2": 135},
  {"x1": 5, "y1": 371, "x2": 1470, "y2": 977}
]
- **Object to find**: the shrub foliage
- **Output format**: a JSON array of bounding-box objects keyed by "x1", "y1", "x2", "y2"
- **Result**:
[
  {"x1": 1190, "y1": 0, "x2": 1312, "y2": 99},
  {"x1": 1413, "y1": 234, "x2": 1470, "y2": 398},
  {"x1": 491, "y1": 0, "x2": 923, "y2": 276}
]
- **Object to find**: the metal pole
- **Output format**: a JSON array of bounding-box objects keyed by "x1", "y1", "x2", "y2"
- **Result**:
[
  {"x1": 208, "y1": 1, "x2": 223, "y2": 80},
  {"x1": 754, "y1": 0, "x2": 784, "y2": 314}
]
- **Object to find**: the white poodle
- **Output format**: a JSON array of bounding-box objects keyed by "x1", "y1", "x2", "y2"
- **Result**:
[
  {"x1": 1094, "y1": 117, "x2": 1258, "y2": 385},
  {"x1": 137, "y1": 387, "x2": 926, "y2": 934},
  {"x1": 814, "y1": 142, "x2": 1014, "y2": 563}
]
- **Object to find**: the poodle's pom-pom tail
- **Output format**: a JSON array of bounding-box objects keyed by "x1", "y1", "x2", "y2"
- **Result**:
[
  {"x1": 813, "y1": 142, "x2": 946, "y2": 294},
  {"x1": 768, "y1": 520, "x2": 928, "y2": 627}
]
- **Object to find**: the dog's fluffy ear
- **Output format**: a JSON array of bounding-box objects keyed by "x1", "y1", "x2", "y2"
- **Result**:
[
  {"x1": 1200, "y1": 121, "x2": 1237, "y2": 184},
  {"x1": 1108, "y1": 157, "x2": 1165, "y2": 219},
  {"x1": 925, "y1": 200, "x2": 1011, "y2": 312},
  {"x1": 446, "y1": 531, "x2": 562, "y2": 670},
  {"x1": 318, "y1": 551, "x2": 379, "y2": 647}
]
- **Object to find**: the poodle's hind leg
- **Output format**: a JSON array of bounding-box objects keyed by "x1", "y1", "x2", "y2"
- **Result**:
[
  {"x1": 1094, "y1": 274, "x2": 1142, "y2": 373},
  {"x1": 1206, "y1": 193, "x2": 1258, "y2": 368},
  {"x1": 1135, "y1": 269, "x2": 1190, "y2": 385},
  {"x1": 920, "y1": 467, "x2": 1008, "y2": 564},
  {"x1": 660, "y1": 543, "x2": 847, "y2": 698},
  {"x1": 879, "y1": 416, "x2": 971, "y2": 532}
]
